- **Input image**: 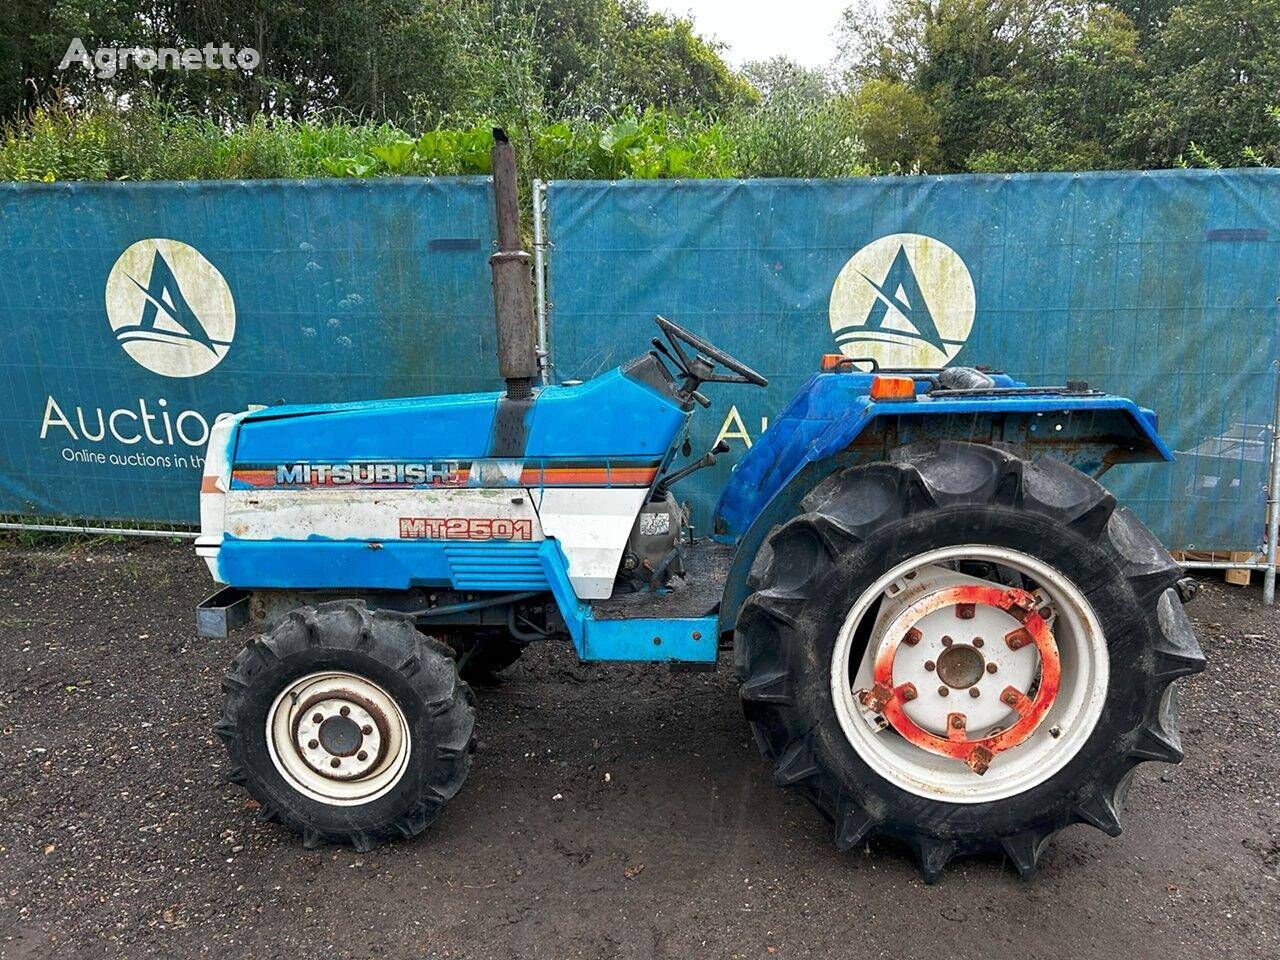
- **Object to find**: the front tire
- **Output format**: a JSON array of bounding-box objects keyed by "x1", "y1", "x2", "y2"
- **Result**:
[
  {"x1": 735, "y1": 443, "x2": 1204, "y2": 881},
  {"x1": 217, "y1": 601, "x2": 474, "y2": 852}
]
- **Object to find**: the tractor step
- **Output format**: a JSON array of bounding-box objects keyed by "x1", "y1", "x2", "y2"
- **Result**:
[
  {"x1": 591, "y1": 540, "x2": 733, "y2": 621},
  {"x1": 196, "y1": 586, "x2": 252, "y2": 638}
]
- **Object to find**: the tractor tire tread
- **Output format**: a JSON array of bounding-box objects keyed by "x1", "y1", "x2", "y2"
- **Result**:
[
  {"x1": 219, "y1": 600, "x2": 474, "y2": 852},
  {"x1": 736, "y1": 441, "x2": 1205, "y2": 881}
]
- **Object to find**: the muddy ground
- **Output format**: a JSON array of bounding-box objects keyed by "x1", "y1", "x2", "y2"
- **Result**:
[{"x1": 0, "y1": 539, "x2": 1275, "y2": 960}]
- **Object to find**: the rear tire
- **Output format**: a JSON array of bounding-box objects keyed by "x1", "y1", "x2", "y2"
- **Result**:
[
  {"x1": 735, "y1": 442, "x2": 1204, "y2": 881},
  {"x1": 217, "y1": 600, "x2": 474, "y2": 852}
]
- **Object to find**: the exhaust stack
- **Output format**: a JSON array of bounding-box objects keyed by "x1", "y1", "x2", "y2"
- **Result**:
[{"x1": 489, "y1": 128, "x2": 539, "y2": 400}]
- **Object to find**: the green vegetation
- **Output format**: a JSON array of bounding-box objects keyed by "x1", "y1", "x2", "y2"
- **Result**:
[
  {"x1": 841, "y1": 0, "x2": 1280, "y2": 171},
  {"x1": 0, "y1": 105, "x2": 765, "y2": 182},
  {"x1": 3, "y1": 0, "x2": 1280, "y2": 182}
]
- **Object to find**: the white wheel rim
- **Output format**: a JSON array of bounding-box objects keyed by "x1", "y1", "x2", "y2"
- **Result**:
[
  {"x1": 266, "y1": 671, "x2": 411, "y2": 806},
  {"x1": 830, "y1": 545, "x2": 1109, "y2": 804}
]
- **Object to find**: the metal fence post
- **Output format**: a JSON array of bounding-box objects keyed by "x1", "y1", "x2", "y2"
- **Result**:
[
  {"x1": 1264, "y1": 359, "x2": 1280, "y2": 604},
  {"x1": 532, "y1": 178, "x2": 550, "y2": 385}
]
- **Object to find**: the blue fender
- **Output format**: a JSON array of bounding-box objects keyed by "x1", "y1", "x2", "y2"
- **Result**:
[{"x1": 713, "y1": 372, "x2": 1173, "y2": 636}]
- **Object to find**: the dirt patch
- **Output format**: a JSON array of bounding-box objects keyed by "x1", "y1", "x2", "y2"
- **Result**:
[{"x1": 0, "y1": 540, "x2": 1276, "y2": 959}]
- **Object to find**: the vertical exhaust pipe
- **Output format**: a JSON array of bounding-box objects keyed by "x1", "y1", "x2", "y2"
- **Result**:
[{"x1": 489, "y1": 129, "x2": 538, "y2": 400}]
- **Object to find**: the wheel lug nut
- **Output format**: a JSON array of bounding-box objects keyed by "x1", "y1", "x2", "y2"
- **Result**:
[
  {"x1": 339, "y1": 706, "x2": 351, "y2": 717},
  {"x1": 941, "y1": 635, "x2": 954, "y2": 648},
  {"x1": 969, "y1": 688, "x2": 980, "y2": 698},
  {"x1": 986, "y1": 663, "x2": 998, "y2": 674},
  {"x1": 312, "y1": 713, "x2": 323, "y2": 724},
  {"x1": 330, "y1": 758, "x2": 341, "y2": 768},
  {"x1": 1049, "y1": 725, "x2": 1062, "y2": 738},
  {"x1": 308, "y1": 739, "x2": 319, "y2": 750},
  {"x1": 973, "y1": 637, "x2": 984, "y2": 648},
  {"x1": 357, "y1": 750, "x2": 368, "y2": 762},
  {"x1": 938, "y1": 686, "x2": 949, "y2": 697},
  {"x1": 924, "y1": 660, "x2": 936, "y2": 672},
  {"x1": 361, "y1": 724, "x2": 373, "y2": 735}
]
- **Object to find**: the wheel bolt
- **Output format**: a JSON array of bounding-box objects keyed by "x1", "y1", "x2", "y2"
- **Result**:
[
  {"x1": 941, "y1": 635, "x2": 954, "y2": 647},
  {"x1": 330, "y1": 758, "x2": 341, "y2": 768},
  {"x1": 357, "y1": 750, "x2": 368, "y2": 762},
  {"x1": 969, "y1": 688, "x2": 981, "y2": 698},
  {"x1": 924, "y1": 660, "x2": 936, "y2": 672},
  {"x1": 361, "y1": 724, "x2": 373, "y2": 735},
  {"x1": 973, "y1": 637, "x2": 984, "y2": 648},
  {"x1": 312, "y1": 713, "x2": 323, "y2": 724},
  {"x1": 308, "y1": 739, "x2": 319, "y2": 750},
  {"x1": 339, "y1": 705, "x2": 351, "y2": 717},
  {"x1": 1049, "y1": 725, "x2": 1062, "y2": 739},
  {"x1": 938, "y1": 686, "x2": 949, "y2": 697},
  {"x1": 986, "y1": 663, "x2": 998, "y2": 674}
]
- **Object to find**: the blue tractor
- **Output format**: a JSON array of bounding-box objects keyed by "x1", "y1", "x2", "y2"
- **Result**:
[{"x1": 197, "y1": 132, "x2": 1204, "y2": 881}]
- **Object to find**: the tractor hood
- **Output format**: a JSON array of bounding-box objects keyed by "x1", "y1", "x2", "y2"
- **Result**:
[
  {"x1": 195, "y1": 355, "x2": 694, "y2": 598},
  {"x1": 230, "y1": 358, "x2": 688, "y2": 464}
]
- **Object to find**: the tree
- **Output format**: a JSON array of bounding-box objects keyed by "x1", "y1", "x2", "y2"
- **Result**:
[
  {"x1": 851, "y1": 77, "x2": 941, "y2": 171},
  {"x1": 1121, "y1": 0, "x2": 1280, "y2": 166},
  {"x1": 0, "y1": 1, "x2": 143, "y2": 119},
  {"x1": 741, "y1": 57, "x2": 832, "y2": 106},
  {"x1": 2, "y1": 0, "x2": 752, "y2": 124},
  {"x1": 965, "y1": 4, "x2": 1144, "y2": 170},
  {"x1": 0, "y1": 0, "x2": 505, "y2": 123},
  {"x1": 728, "y1": 60, "x2": 866, "y2": 178},
  {"x1": 839, "y1": 1, "x2": 1091, "y2": 171},
  {"x1": 528, "y1": 0, "x2": 754, "y2": 115}
]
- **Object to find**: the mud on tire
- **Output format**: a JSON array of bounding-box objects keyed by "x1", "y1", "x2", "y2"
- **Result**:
[
  {"x1": 217, "y1": 600, "x2": 474, "y2": 853},
  {"x1": 735, "y1": 442, "x2": 1205, "y2": 881}
]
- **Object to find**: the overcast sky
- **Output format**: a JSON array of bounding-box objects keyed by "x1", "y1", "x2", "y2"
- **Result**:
[{"x1": 653, "y1": 0, "x2": 860, "y2": 69}]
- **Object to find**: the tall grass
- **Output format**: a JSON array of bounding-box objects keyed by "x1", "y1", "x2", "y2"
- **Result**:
[{"x1": 0, "y1": 99, "x2": 868, "y2": 183}]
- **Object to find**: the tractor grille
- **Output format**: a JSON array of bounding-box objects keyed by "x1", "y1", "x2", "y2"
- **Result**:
[{"x1": 443, "y1": 542, "x2": 548, "y2": 591}]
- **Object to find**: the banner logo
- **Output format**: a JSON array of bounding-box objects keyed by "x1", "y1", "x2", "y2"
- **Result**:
[
  {"x1": 106, "y1": 239, "x2": 235, "y2": 378},
  {"x1": 829, "y1": 233, "x2": 975, "y2": 369}
]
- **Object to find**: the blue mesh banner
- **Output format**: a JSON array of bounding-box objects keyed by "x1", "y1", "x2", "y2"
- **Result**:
[
  {"x1": 0, "y1": 178, "x2": 498, "y2": 524},
  {"x1": 546, "y1": 172, "x2": 1280, "y2": 551}
]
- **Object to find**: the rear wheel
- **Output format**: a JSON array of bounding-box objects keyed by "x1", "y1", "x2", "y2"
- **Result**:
[
  {"x1": 218, "y1": 601, "x2": 474, "y2": 852},
  {"x1": 735, "y1": 442, "x2": 1204, "y2": 881}
]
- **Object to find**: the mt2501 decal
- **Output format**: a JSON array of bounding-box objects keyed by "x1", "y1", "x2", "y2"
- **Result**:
[{"x1": 398, "y1": 517, "x2": 534, "y2": 541}]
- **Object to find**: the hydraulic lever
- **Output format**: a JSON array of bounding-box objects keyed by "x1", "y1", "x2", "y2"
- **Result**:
[{"x1": 654, "y1": 440, "x2": 731, "y2": 497}]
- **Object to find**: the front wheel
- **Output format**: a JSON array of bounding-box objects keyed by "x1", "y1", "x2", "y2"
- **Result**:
[
  {"x1": 217, "y1": 601, "x2": 474, "y2": 852},
  {"x1": 735, "y1": 443, "x2": 1204, "y2": 881}
]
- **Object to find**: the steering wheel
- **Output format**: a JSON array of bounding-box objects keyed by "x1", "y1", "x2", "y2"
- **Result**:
[{"x1": 654, "y1": 315, "x2": 769, "y2": 389}]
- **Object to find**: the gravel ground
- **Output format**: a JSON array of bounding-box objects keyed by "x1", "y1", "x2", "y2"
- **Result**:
[{"x1": 0, "y1": 539, "x2": 1276, "y2": 960}]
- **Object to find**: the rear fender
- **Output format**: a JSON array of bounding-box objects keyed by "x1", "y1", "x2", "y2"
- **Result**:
[{"x1": 715, "y1": 390, "x2": 1172, "y2": 637}]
